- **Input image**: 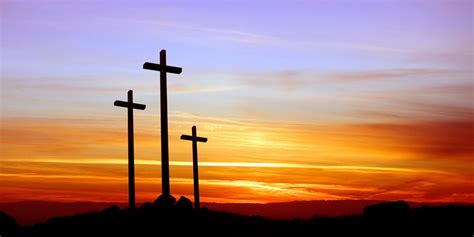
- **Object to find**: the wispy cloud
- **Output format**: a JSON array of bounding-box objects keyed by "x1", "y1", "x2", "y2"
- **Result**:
[
  {"x1": 136, "y1": 19, "x2": 403, "y2": 54},
  {"x1": 322, "y1": 68, "x2": 472, "y2": 82},
  {"x1": 226, "y1": 68, "x2": 472, "y2": 93},
  {"x1": 168, "y1": 84, "x2": 242, "y2": 93},
  {"x1": 1, "y1": 158, "x2": 436, "y2": 174}
]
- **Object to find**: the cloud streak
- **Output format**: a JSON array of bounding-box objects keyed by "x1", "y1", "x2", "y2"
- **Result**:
[
  {"x1": 1, "y1": 158, "x2": 435, "y2": 174},
  {"x1": 136, "y1": 20, "x2": 403, "y2": 54},
  {"x1": 2, "y1": 114, "x2": 472, "y2": 203}
]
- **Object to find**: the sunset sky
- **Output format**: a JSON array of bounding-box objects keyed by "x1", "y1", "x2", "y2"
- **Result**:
[{"x1": 1, "y1": 0, "x2": 473, "y2": 204}]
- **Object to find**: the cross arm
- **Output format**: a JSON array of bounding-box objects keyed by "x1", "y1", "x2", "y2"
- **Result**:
[
  {"x1": 143, "y1": 62, "x2": 182, "y2": 74},
  {"x1": 181, "y1": 135, "x2": 208, "y2": 143},
  {"x1": 114, "y1": 100, "x2": 146, "y2": 110}
]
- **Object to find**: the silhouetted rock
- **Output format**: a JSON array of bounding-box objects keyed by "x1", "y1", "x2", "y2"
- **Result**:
[
  {"x1": 0, "y1": 211, "x2": 20, "y2": 236},
  {"x1": 153, "y1": 194, "x2": 176, "y2": 208},
  {"x1": 176, "y1": 196, "x2": 193, "y2": 210},
  {"x1": 139, "y1": 202, "x2": 153, "y2": 210}
]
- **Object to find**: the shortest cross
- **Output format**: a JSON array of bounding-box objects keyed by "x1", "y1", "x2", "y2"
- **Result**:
[
  {"x1": 181, "y1": 126, "x2": 208, "y2": 209},
  {"x1": 114, "y1": 90, "x2": 146, "y2": 210}
]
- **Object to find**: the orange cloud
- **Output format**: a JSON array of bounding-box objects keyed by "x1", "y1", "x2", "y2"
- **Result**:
[
  {"x1": 1, "y1": 114, "x2": 473, "y2": 204},
  {"x1": 352, "y1": 121, "x2": 473, "y2": 160}
]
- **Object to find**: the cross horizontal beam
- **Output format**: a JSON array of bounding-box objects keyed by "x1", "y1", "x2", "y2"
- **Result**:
[
  {"x1": 143, "y1": 62, "x2": 182, "y2": 74},
  {"x1": 114, "y1": 100, "x2": 146, "y2": 110},
  {"x1": 181, "y1": 135, "x2": 207, "y2": 143}
]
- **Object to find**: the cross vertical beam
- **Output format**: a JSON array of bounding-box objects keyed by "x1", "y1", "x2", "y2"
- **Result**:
[
  {"x1": 181, "y1": 126, "x2": 208, "y2": 209},
  {"x1": 127, "y1": 91, "x2": 135, "y2": 210},
  {"x1": 143, "y1": 49, "x2": 182, "y2": 197},
  {"x1": 191, "y1": 126, "x2": 200, "y2": 209},
  {"x1": 159, "y1": 50, "x2": 170, "y2": 196},
  {"x1": 114, "y1": 90, "x2": 146, "y2": 210}
]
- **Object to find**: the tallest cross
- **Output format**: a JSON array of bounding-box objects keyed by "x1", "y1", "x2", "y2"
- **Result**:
[{"x1": 143, "y1": 49, "x2": 182, "y2": 196}]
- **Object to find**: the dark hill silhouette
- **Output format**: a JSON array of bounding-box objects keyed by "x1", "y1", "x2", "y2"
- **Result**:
[
  {"x1": 363, "y1": 200, "x2": 410, "y2": 221},
  {"x1": 202, "y1": 199, "x2": 383, "y2": 219},
  {"x1": 0, "y1": 201, "x2": 127, "y2": 226},
  {"x1": 1, "y1": 200, "x2": 473, "y2": 237},
  {"x1": 0, "y1": 211, "x2": 20, "y2": 237},
  {"x1": 2, "y1": 199, "x2": 473, "y2": 226}
]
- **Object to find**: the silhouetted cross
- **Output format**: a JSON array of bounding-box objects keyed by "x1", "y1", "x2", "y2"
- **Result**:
[
  {"x1": 114, "y1": 90, "x2": 146, "y2": 210},
  {"x1": 143, "y1": 49, "x2": 182, "y2": 197},
  {"x1": 181, "y1": 126, "x2": 208, "y2": 209}
]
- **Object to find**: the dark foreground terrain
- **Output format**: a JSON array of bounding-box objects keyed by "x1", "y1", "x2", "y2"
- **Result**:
[{"x1": 1, "y1": 199, "x2": 473, "y2": 237}]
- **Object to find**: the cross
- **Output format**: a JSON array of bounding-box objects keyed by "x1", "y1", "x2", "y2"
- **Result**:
[
  {"x1": 181, "y1": 126, "x2": 208, "y2": 209},
  {"x1": 143, "y1": 49, "x2": 182, "y2": 197},
  {"x1": 114, "y1": 90, "x2": 146, "y2": 210}
]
